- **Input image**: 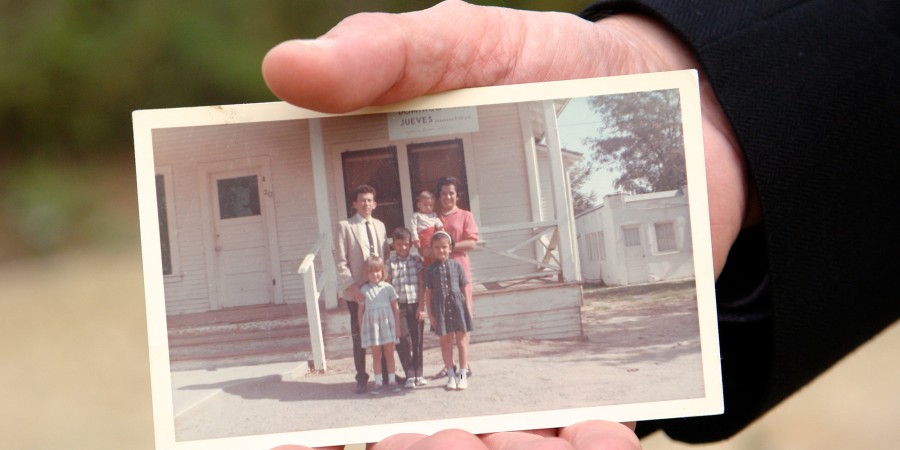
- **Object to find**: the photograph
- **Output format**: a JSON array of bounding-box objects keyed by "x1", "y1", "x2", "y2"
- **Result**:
[{"x1": 133, "y1": 72, "x2": 721, "y2": 449}]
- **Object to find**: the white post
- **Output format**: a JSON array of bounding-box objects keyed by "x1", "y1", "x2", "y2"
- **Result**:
[
  {"x1": 300, "y1": 252, "x2": 327, "y2": 372},
  {"x1": 309, "y1": 118, "x2": 337, "y2": 309},
  {"x1": 518, "y1": 103, "x2": 547, "y2": 269},
  {"x1": 542, "y1": 100, "x2": 577, "y2": 282},
  {"x1": 518, "y1": 103, "x2": 544, "y2": 222}
]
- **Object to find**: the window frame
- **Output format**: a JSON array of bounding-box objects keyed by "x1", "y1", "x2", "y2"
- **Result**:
[
  {"x1": 155, "y1": 166, "x2": 181, "y2": 279},
  {"x1": 592, "y1": 231, "x2": 606, "y2": 261},
  {"x1": 623, "y1": 225, "x2": 642, "y2": 248},
  {"x1": 653, "y1": 221, "x2": 678, "y2": 253}
]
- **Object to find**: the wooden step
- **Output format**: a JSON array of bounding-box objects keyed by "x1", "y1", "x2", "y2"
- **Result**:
[
  {"x1": 169, "y1": 325, "x2": 309, "y2": 351},
  {"x1": 166, "y1": 303, "x2": 312, "y2": 371}
]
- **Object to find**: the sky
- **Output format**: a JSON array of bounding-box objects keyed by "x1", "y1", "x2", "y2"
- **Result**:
[{"x1": 556, "y1": 96, "x2": 621, "y2": 201}]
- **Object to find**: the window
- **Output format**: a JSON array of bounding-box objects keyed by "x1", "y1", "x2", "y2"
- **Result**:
[
  {"x1": 623, "y1": 226, "x2": 641, "y2": 247},
  {"x1": 585, "y1": 231, "x2": 605, "y2": 261},
  {"x1": 155, "y1": 167, "x2": 178, "y2": 276},
  {"x1": 342, "y1": 146, "x2": 404, "y2": 233},
  {"x1": 407, "y1": 139, "x2": 469, "y2": 211},
  {"x1": 655, "y1": 222, "x2": 677, "y2": 252},
  {"x1": 593, "y1": 232, "x2": 606, "y2": 260},
  {"x1": 216, "y1": 175, "x2": 261, "y2": 219},
  {"x1": 585, "y1": 233, "x2": 595, "y2": 260}
]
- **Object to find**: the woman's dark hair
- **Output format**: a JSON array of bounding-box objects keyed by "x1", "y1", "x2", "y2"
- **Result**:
[{"x1": 435, "y1": 176, "x2": 461, "y2": 195}]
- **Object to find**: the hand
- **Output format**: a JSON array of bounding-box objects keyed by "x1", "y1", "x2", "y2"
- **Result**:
[
  {"x1": 263, "y1": 0, "x2": 753, "y2": 278},
  {"x1": 375, "y1": 421, "x2": 639, "y2": 449},
  {"x1": 272, "y1": 421, "x2": 638, "y2": 450},
  {"x1": 416, "y1": 309, "x2": 426, "y2": 322},
  {"x1": 265, "y1": 3, "x2": 743, "y2": 449},
  {"x1": 344, "y1": 284, "x2": 365, "y2": 302},
  {"x1": 272, "y1": 420, "x2": 641, "y2": 450},
  {"x1": 272, "y1": 446, "x2": 341, "y2": 450}
]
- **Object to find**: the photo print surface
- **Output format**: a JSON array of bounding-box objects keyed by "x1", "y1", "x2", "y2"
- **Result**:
[{"x1": 133, "y1": 71, "x2": 721, "y2": 449}]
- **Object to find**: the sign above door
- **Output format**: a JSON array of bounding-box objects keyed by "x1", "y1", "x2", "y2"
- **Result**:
[{"x1": 387, "y1": 106, "x2": 479, "y2": 140}]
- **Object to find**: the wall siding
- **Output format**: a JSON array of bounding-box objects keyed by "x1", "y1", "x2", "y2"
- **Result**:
[
  {"x1": 324, "y1": 283, "x2": 583, "y2": 356},
  {"x1": 156, "y1": 103, "x2": 579, "y2": 325},
  {"x1": 153, "y1": 120, "x2": 316, "y2": 314},
  {"x1": 469, "y1": 104, "x2": 538, "y2": 281}
]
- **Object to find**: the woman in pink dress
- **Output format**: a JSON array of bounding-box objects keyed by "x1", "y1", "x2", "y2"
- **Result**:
[
  {"x1": 434, "y1": 176, "x2": 478, "y2": 379},
  {"x1": 434, "y1": 176, "x2": 478, "y2": 317}
]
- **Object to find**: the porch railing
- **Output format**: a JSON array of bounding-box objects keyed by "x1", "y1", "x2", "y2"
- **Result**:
[
  {"x1": 476, "y1": 220, "x2": 563, "y2": 284},
  {"x1": 297, "y1": 233, "x2": 334, "y2": 372}
]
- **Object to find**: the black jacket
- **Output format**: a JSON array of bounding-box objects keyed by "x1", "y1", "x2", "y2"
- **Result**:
[{"x1": 581, "y1": 0, "x2": 900, "y2": 442}]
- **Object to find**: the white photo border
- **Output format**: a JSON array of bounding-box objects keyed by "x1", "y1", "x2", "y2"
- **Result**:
[{"x1": 133, "y1": 70, "x2": 721, "y2": 449}]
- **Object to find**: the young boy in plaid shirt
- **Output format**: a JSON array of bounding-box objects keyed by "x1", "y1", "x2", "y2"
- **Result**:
[{"x1": 385, "y1": 227, "x2": 427, "y2": 387}]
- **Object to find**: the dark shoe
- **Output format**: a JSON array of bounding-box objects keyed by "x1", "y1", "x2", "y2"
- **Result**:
[{"x1": 355, "y1": 382, "x2": 367, "y2": 394}]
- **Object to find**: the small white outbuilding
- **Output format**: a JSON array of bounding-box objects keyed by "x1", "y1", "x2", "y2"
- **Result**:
[{"x1": 575, "y1": 189, "x2": 694, "y2": 286}]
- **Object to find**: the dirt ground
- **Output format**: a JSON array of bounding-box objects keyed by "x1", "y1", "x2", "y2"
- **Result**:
[{"x1": 172, "y1": 280, "x2": 706, "y2": 442}]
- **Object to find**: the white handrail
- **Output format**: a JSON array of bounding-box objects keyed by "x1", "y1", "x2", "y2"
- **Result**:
[
  {"x1": 476, "y1": 222, "x2": 562, "y2": 282},
  {"x1": 478, "y1": 220, "x2": 557, "y2": 234},
  {"x1": 298, "y1": 233, "x2": 332, "y2": 372}
]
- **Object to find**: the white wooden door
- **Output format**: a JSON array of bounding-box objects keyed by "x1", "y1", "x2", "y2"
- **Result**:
[
  {"x1": 622, "y1": 225, "x2": 649, "y2": 285},
  {"x1": 210, "y1": 170, "x2": 274, "y2": 308}
]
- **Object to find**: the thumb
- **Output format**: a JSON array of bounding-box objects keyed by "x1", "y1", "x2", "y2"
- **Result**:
[{"x1": 261, "y1": 1, "x2": 608, "y2": 113}]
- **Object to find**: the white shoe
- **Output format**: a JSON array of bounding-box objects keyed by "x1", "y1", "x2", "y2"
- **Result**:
[
  {"x1": 457, "y1": 372, "x2": 468, "y2": 390},
  {"x1": 445, "y1": 368, "x2": 457, "y2": 390},
  {"x1": 416, "y1": 377, "x2": 428, "y2": 386},
  {"x1": 404, "y1": 377, "x2": 417, "y2": 389}
]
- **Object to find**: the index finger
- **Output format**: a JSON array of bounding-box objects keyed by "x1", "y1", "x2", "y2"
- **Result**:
[
  {"x1": 370, "y1": 429, "x2": 489, "y2": 450},
  {"x1": 558, "y1": 421, "x2": 640, "y2": 450}
]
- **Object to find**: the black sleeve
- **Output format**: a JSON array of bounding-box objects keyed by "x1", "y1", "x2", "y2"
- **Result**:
[{"x1": 580, "y1": 0, "x2": 900, "y2": 442}]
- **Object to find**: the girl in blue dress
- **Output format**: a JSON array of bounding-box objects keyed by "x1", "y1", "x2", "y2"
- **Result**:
[
  {"x1": 424, "y1": 231, "x2": 474, "y2": 390},
  {"x1": 359, "y1": 256, "x2": 401, "y2": 394}
]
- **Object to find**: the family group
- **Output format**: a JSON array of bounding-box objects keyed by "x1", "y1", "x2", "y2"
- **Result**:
[{"x1": 335, "y1": 176, "x2": 479, "y2": 395}]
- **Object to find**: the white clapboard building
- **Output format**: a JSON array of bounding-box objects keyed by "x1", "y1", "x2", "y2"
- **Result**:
[
  {"x1": 152, "y1": 100, "x2": 585, "y2": 369},
  {"x1": 575, "y1": 189, "x2": 694, "y2": 286}
]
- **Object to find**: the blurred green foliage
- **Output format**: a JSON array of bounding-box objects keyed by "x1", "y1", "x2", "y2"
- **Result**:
[
  {"x1": 1, "y1": 156, "x2": 138, "y2": 255},
  {"x1": 0, "y1": 0, "x2": 582, "y2": 160},
  {"x1": 0, "y1": 0, "x2": 585, "y2": 258}
]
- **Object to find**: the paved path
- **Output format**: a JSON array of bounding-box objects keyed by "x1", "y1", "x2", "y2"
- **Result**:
[{"x1": 169, "y1": 282, "x2": 707, "y2": 445}]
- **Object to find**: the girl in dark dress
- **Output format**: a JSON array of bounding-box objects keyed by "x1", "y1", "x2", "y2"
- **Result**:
[{"x1": 423, "y1": 231, "x2": 473, "y2": 390}]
